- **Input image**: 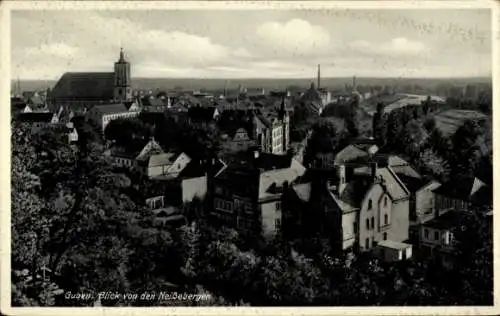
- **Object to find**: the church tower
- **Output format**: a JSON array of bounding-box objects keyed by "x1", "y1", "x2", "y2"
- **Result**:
[{"x1": 114, "y1": 48, "x2": 132, "y2": 102}]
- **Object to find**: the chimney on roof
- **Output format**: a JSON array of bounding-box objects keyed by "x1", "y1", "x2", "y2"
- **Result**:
[
  {"x1": 337, "y1": 164, "x2": 347, "y2": 195},
  {"x1": 370, "y1": 161, "x2": 378, "y2": 181}
]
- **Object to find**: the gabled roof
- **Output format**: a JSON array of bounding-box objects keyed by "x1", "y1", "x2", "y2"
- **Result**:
[
  {"x1": 350, "y1": 167, "x2": 410, "y2": 200},
  {"x1": 378, "y1": 167, "x2": 410, "y2": 200},
  {"x1": 259, "y1": 159, "x2": 306, "y2": 198},
  {"x1": 148, "y1": 153, "x2": 178, "y2": 168},
  {"x1": 334, "y1": 144, "x2": 371, "y2": 164},
  {"x1": 136, "y1": 139, "x2": 164, "y2": 162},
  {"x1": 434, "y1": 176, "x2": 488, "y2": 202},
  {"x1": 292, "y1": 183, "x2": 312, "y2": 202},
  {"x1": 51, "y1": 72, "x2": 115, "y2": 100},
  {"x1": 397, "y1": 174, "x2": 436, "y2": 193}
]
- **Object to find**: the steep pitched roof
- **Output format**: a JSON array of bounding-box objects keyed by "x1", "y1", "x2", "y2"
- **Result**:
[
  {"x1": 397, "y1": 174, "x2": 435, "y2": 193},
  {"x1": 148, "y1": 153, "x2": 178, "y2": 168},
  {"x1": 51, "y1": 72, "x2": 115, "y2": 100},
  {"x1": 259, "y1": 159, "x2": 306, "y2": 198},
  {"x1": 434, "y1": 176, "x2": 488, "y2": 202},
  {"x1": 334, "y1": 144, "x2": 370, "y2": 164},
  {"x1": 292, "y1": 183, "x2": 312, "y2": 202},
  {"x1": 378, "y1": 167, "x2": 410, "y2": 200}
]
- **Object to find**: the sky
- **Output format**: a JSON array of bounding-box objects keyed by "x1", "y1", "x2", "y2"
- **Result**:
[{"x1": 11, "y1": 9, "x2": 492, "y2": 80}]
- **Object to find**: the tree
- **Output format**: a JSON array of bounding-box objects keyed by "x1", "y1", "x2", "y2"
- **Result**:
[
  {"x1": 11, "y1": 122, "x2": 143, "y2": 306},
  {"x1": 385, "y1": 111, "x2": 403, "y2": 149},
  {"x1": 416, "y1": 149, "x2": 450, "y2": 182},
  {"x1": 402, "y1": 120, "x2": 427, "y2": 158},
  {"x1": 372, "y1": 103, "x2": 387, "y2": 145},
  {"x1": 451, "y1": 119, "x2": 484, "y2": 176},
  {"x1": 452, "y1": 211, "x2": 493, "y2": 304}
]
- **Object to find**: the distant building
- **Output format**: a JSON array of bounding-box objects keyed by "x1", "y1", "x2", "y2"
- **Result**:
[
  {"x1": 147, "y1": 152, "x2": 191, "y2": 180},
  {"x1": 104, "y1": 138, "x2": 164, "y2": 173},
  {"x1": 48, "y1": 48, "x2": 132, "y2": 113},
  {"x1": 252, "y1": 97, "x2": 290, "y2": 155},
  {"x1": 86, "y1": 103, "x2": 140, "y2": 132},
  {"x1": 433, "y1": 176, "x2": 491, "y2": 214},
  {"x1": 17, "y1": 112, "x2": 59, "y2": 132},
  {"x1": 208, "y1": 152, "x2": 306, "y2": 239}
]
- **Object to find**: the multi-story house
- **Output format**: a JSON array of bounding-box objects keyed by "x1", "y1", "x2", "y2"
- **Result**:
[
  {"x1": 104, "y1": 138, "x2": 164, "y2": 173},
  {"x1": 285, "y1": 157, "x2": 413, "y2": 257},
  {"x1": 208, "y1": 151, "x2": 306, "y2": 239},
  {"x1": 252, "y1": 99, "x2": 289, "y2": 155}
]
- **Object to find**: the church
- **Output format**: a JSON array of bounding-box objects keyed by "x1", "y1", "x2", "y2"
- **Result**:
[{"x1": 48, "y1": 48, "x2": 132, "y2": 113}]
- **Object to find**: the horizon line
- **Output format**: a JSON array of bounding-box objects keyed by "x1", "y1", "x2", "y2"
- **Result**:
[{"x1": 12, "y1": 75, "x2": 493, "y2": 81}]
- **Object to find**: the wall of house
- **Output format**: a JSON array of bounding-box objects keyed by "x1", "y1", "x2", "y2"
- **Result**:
[
  {"x1": 359, "y1": 184, "x2": 384, "y2": 251},
  {"x1": 420, "y1": 226, "x2": 454, "y2": 250},
  {"x1": 148, "y1": 165, "x2": 169, "y2": 178},
  {"x1": 415, "y1": 182, "x2": 441, "y2": 223},
  {"x1": 342, "y1": 211, "x2": 357, "y2": 249},
  {"x1": 260, "y1": 200, "x2": 282, "y2": 239},
  {"x1": 376, "y1": 192, "x2": 392, "y2": 242},
  {"x1": 182, "y1": 176, "x2": 207, "y2": 203},
  {"x1": 389, "y1": 199, "x2": 410, "y2": 243},
  {"x1": 435, "y1": 194, "x2": 468, "y2": 214}
]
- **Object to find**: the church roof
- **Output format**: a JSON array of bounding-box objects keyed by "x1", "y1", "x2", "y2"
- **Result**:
[{"x1": 51, "y1": 72, "x2": 115, "y2": 101}]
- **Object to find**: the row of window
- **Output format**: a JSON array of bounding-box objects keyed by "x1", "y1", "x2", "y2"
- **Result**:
[
  {"x1": 364, "y1": 214, "x2": 389, "y2": 231},
  {"x1": 214, "y1": 198, "x2": 233, "y2": 213},
  {"x1": 437, "y1": 197, "x2": 467, "y2": 210},
  {"x1": 367, "y1": 197, "x2": 388, "y2": 210},
  {"x1": 423, "y1": 228, "x2": 452, "y2": 245}
]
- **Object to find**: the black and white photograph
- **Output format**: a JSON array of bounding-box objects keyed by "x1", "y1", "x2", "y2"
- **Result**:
[{"x1": 3, "y1": 0, "x2": 496, "y2": 313}]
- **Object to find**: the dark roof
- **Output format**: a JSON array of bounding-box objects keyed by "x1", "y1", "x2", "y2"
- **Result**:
[
  {"x1": 423, "y1": 211, "x2": 467, "y2": 230},
  {"x1": 94, "y1": 103, "x2": 128, "y2": 115},
  {"x1": 397, "y1": 174, "x2": 432, "y2": 193},
  {"x1": 141, "y1": 97, "x2": 164, "y2": 107},
  {"x1": 301, "y1": 85, "x2": 322, "y2": 102},
  {"x1": 434, "y1": 176, "x2": 488, "y2": 202},
  {"x1": 51, "y1": 72, "x2": 115, "y2": 101},
  {"x1": 336, "y1": 175, "x2": 373, "y2": 208},
  {"x1": 18, "y1": 112, "x2": 54, "y2": 122},
  {"x1": 188, "y1": 106, "x2": 218, "y2": 122}
]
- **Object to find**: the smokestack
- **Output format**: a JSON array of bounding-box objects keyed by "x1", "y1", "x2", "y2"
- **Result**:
[
  {"x1": 317, "y1": 64, "x2": 321, "y2": 90},
  {"x1": 352, "y1": 76, "x2": 356, "y2": 91}
]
